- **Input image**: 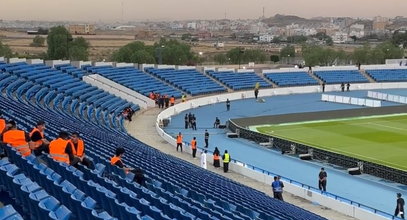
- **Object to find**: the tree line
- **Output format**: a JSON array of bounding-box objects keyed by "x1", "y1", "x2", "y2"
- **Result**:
[{"x1": 0, "y1": 26, "x2": 406, "y2": 66}]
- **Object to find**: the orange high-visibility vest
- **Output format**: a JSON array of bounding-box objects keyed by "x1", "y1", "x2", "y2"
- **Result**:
[
  {"x1": 176, "y1": 135, "x2": 182, "y2": 144},
  {"x1": 149, "y1": 92, "x2": 154, "y2": 100},
  {"x1": 30, "y1": 127, "x2": 44, "y2": 145},
  {"x1": 49, "y1": 138, "x2": 70, "y2": 164},
  {"x1": 111, "y1": 156, "x2": 129, "y2": 174},
  {"x1": 3, "y1": 130, "x2": 31, "y2": 157},
  {"x1": 69, "y1": 139, "x2": 84, "y2": 157},
  {"x1": 0, "y1": 119, "x2": 5, "y2": 133},
  {"x1": 110, "y1": 156, "x2": 121, "y2": 165},
  {"x1": 213, "y1": 154, "x2": 220, "y2": 160},
  {"x1": 191, "y1": 140, "x2": 197, "y2": 149},
  {"x1": 170, "y1": 97, "x2": 175, "y2": 104}
]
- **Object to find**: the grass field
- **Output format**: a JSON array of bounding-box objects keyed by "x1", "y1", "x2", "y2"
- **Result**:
[{"x1": 255, "y1": 114, "x2": 407, "y2": 171}]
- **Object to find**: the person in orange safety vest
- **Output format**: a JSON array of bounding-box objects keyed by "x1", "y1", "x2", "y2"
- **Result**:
[
  {"x1": 2, "y1": 121, "x2": 31, "y2": 157},
  {"x1": 68, "y1": 132, "x2": 93, "y2": 169}
]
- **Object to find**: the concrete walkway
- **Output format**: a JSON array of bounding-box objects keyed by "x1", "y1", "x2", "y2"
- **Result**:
[{"x1": 125, "y1": 107, "x2": 356, "y2": 220}]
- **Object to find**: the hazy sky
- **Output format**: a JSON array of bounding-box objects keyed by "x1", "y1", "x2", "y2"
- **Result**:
[{"x1": 1, "y1": 0, "x2": 406, "y2": 22}]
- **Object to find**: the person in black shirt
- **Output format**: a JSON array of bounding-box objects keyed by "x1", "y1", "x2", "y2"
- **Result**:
[
  {"x1": 318, "y1": 167, "x2": 327, "y2": 192},
  {"x1": 346, "y1": 83, "x2": 350, "y2": 92},
  {"x1": 395, "y1": 193, "x2": 405, "y2": 219},
  {"x1": 226, "y1": 99, "x2": 230, "y2": 111},
  {"x1": 204, "y1": 130, "x2": 209, "y2": 148},
  {"x1": 184, "y1": 114, "x2": 188, "y2": 129}
]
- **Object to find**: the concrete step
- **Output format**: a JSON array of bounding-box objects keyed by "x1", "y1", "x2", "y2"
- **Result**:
[{"x1": 359, "y1": 69, "x2": 376, "y2": 83}]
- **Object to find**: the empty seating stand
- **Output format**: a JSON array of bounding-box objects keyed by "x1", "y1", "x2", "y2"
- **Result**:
[
  {"x1": 145, "y1": 68, "x2": 226, "y2": 96},
  {"x1": 0, "y1": 62, "x2": 326, "y2": 220},
  {"x1": 207, "y1": 71, "x2": 272, "y2": 90},
  {"x1": 0, "y1": 62, "x2": 138, "y2": 131},
  {"x1": 314, "y1": 70, "x2": 368, "y2": 84},
  {"x1": 86, "y1": 66, "x2": 183, "y2": 98},
  {"x1": 265, "y1": 72, "x2": 318, "y2": 87},
  {"x1": 365, "y1": 69, "x2": 407, "y2": 82}
]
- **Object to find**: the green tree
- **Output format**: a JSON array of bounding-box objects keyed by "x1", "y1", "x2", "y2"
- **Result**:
[
  {"x1": 280, "y1": 45, "x2": 295, "y2": 58},
  {"x1": 287, "y1": 35, "x2": 308, "y2": 43},
  {"x1": 392, "y1": 31, "x2": 407, "y2": 48},
  {"x1": 30, "y1": 35, "x2": 45, "y2": 47},
  {"x1": 112, "y1": 41, "x2": 148, "y2": 63},
  {"x1": 130, "y1": 50, "x2": 155, "y2": 63},
  {"x1": 47, "y1": 26, "x2": 72, "y2": 59},
  {"x1": 0, "y1": 40, "x2": 13, "y2": 58},
  {"x1": 214, "y1": 53, "x2": 228, "y2": 64},
  {"x1": 270, "y1": 55, "x2": 280, "y2": 63},
  {"x1": 69, "y1": 37, "x2": 90, "y2": 61},
  {"x1": 352, "y1": 44, "x2": 371, "y2": 65},
  {"x1": 156, "y1": 38, "x2": 196, "y2": 65},
  {"x1": 376, "y1": 41, "x2": 404, "y2": 61},
  {"x1": 302, "y1": 45, "x2": 321, "y2": 67}
]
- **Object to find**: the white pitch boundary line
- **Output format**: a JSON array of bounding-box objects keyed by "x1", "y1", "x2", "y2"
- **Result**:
[
  {"x1": 250, "y1": 113, "x2": 407, "y2": 130},
  {"x1": 368, "y1": 122, "x2": 407, "y2": 132},
  {"x1": 252, "y1": 119, "x2": 407, "y2": 171}
]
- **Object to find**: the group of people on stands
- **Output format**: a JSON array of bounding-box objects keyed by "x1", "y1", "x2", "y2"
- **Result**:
[
  {"x1": 0, "y1": 111, "x2": 145, "y2": 185},
  {"x1": 121, "y1": 106, "x2": 135, "y2": 121},
  {"x1": 149, "y1": 91, "x2": 175, "y2": 109}
]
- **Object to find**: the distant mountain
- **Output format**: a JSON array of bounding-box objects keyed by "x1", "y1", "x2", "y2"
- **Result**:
[{"x1": 262, "y1": 14, "x2": 324, "y2": 27}]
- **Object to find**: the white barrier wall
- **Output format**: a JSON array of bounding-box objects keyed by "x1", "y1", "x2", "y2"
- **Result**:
[
  {"x1": 156, "y1": 64, "x2": 175, "y2": 69},
  {"x1": 71, "y1": 61, "x2": 92, "y2": 69},
  {"x1": 176, "y1": 65, "x2": 196, "y2": 70},
  {"x1": 27, "y1": 59, "x2": 44, "y2": 65},
  {"x1": 8, "y1": 58, "x2": 27, "y2": 63},
  {"x1": 94, "y1": 62, "x2": 113, "y2": 67},
  {"x1": 45, "y1": 60, "x2": 70, "y2": 68},
  {"x1": 83, "y1": 74, "x2": 155, "y2": 109},
  {"x1": 140, "y1": 64, "x2": 155, "y2": 71},
  {"x1": 362, "y1": 64, "x2": 407, "y2": 70},
  {"x1": 155, "y1": 82, "x2": 407, "y2": 220},
  {"x1": 0, "y1": 57, "x2": 4, "y2": 62},
  {"x1": 263, "y1": 68, "x2": 308, "y2": 74},
  {"x1": 114, "y1": 62, "x2": 135, "y2": 68},
  {"x1": 321, "y1": 94, "x2": 381, "y2": 107},
  {"x1": 368, "y1": 91, "x2": 407, "y2": 104},
  {"x1": 313, "y1": 65, "x2": 357, "y2": 71}
]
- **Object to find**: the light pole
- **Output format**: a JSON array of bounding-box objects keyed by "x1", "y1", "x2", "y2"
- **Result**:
[
  {"x1": 156, "y1": 45, "x2": 165, "y2": 65},
  {"x1": 198, "y1": 51, "x2": 203, "y2": 66}
]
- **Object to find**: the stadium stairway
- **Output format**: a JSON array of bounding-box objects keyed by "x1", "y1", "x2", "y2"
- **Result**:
[
  {"x1": 359, "y1": 69, "x2": 376, "y2": 83},
  {"x1": 0, "y1": 62, "x2": 327, "y2": 220}
]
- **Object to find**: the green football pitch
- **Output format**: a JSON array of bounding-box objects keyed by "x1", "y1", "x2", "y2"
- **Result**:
[{"x1": 254, "y1": 114, "x2": 407, "y2": 171}]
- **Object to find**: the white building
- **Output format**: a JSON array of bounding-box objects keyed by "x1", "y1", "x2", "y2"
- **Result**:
[
  {"x1": 332, "y1": 32, "x2": 349, "y2": 43},
  {"x1": 259, "y1": 34, "x2": 274, "y2": 43},
  {"x1": 349, "y1": 24, "x2": 365, "y2": 38},
  {"x1": 187, "y1": 22, "x2": 197, "y2": 29}
]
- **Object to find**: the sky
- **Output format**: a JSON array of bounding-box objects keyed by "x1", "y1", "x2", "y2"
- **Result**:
[{"x1": 0, "y1": 0, "x2": 406, "y2": 22}]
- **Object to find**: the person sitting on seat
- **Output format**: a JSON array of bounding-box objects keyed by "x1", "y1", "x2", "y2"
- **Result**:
[
  {"x1": 49, "y1": 131, "x2": 79, "y2": 166},
  {"x1": 2, "y1": 121, "x2": 31, "y2": 157},
  {"x1": 110, "y1": 147, "x2": 144, "y2": 184},
  {"x1": 68, "y1": 132, "x2": 94, "y2": 169},
  {"x1": 29, "y1": 120, "x2": 50, "y2": 156}
]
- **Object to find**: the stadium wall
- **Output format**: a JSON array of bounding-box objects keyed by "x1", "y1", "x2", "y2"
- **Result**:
[
  {"x1": 155, "y1": 82, "x2": 407, "y2": 220},
  {"x1": 83, "y1": 74, "x2": 155, "y2": 109}
]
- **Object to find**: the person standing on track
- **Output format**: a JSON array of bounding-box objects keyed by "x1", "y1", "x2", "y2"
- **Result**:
[
  {"x1": 318, "y1": 167, "x2": 327, "y2": 192},
  {"x1": 190, "y1": 137, "x2": 197, "y2": 158},
  {"x1": 176, "y1": 132, "x2": 183, "y2": 152},
  {"x1": 204, "y1": 130, "x2": 209, "y2": 148}
]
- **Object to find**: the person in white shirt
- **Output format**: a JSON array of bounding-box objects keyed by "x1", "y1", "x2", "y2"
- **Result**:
[{"x1": 200, "y1": 150, "x2": 207, "y2": 169}]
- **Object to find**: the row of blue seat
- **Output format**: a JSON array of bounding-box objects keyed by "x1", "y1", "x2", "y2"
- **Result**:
[
  {"x1": 85, "y1": 66, "x2": 183, "y2": 98},
  {"x1": 146, "y1": 68, "x2": 226, "y2": 95},
  {"x1": 264, "y1": 72, "x2": 318, "y2": 87},
  {"x1": 207, "y1": 71, "x2": 272, "y2": 90},
  {"x1": 366, "y1": 69, "x2": 407, "y2": 82},
  {"x1": 314, "y1": 70, "x2": 369, "y2": 84}
]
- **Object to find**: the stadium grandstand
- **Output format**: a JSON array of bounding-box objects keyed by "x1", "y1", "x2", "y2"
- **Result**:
[{"x1": 0, "y1": 57, "x2": 406, "y2": 220}]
